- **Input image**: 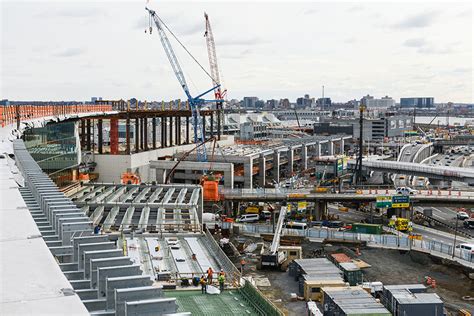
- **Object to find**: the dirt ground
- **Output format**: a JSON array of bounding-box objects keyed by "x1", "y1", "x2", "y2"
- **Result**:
[
  {"x1": 230, "y1": 236, "x2": 474, "y2": 315},
  {"x1": 358, "y1": 247, "x2": 474, "y2": 314}
]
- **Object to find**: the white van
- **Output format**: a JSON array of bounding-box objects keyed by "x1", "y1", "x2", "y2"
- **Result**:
[
  {"x1": 237, "y1": 214, "x2": 259, "y2": 223},
  {"x1": 396, "y1": 187, "x2": 418, "y2": 195},
  {"x1": 455, "y1": 243, "x2": 474, "y2": 260},
  {"x1": 284, "y1": 222, "x2": 308, "y2": 230}
]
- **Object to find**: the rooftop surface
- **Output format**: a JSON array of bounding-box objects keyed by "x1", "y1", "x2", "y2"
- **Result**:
[{"x1": 163, "y1": 290, "x2": 259, "y2": 316}]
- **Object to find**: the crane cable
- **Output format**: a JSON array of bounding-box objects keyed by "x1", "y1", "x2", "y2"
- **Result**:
[{"x1": 154, "y1": 14, "x2": 215, "y2": 84}]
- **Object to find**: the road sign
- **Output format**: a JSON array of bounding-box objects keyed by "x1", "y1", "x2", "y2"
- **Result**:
[
  {"x1": 392, "y1": 195, "x2": 410, "y2": 208},
  {"x1": 376, "y1": 196, "x2": 392, "y2": 208}
]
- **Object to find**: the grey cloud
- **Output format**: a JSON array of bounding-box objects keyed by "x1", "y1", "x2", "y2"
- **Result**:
[
  {"x1": 417, "y1": 46, "x2": 453, "y2": 55},
  {"x1": 53, "y1": 48, "x2": 85, "y2": 58},
  {"x1": 393, "y1": 11, "x2": 438, "y2": 28},
  {"x1": 403, "y1": 38, "x2": 426, "y2": 48}
]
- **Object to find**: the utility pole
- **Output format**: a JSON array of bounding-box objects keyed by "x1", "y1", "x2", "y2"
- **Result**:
[
  {"x1": 355, "y1": 103, "x2": 366, "y2": 184},
  {"x1": 452, "y1": 216, "x2": 459, "y2": 258}
]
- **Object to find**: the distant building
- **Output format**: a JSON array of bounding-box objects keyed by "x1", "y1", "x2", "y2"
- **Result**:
[
  {"x1": 91, "y1": 97, "x2": 102, "y2": 103},
  {"x1": 361, "y1": 95, "x2": 395, "y2": 108},
  {"x1": 0, "y1": 99, "x2": 9, "y2": 106},
  {"x1": 243, "y1": 97, "x2": 258, "y2": 108},
  {"x1": 266, "y1": 99, "x2": 279, "y2": 109},
  {"x1": 353, "y1": 115, "x2": 413, "y2": 141},
  {"x1": 313, "y1": 122, "x2": 353, "y2": 136},
  {"x1": 400, "y1": 97, "x2": 434, "y2": 109},
  {"x1": 280, "y1": 98, "x2": 291, "y2": 109},
  {"x1": 316, "y1": 97, "x2": 332, "y2": 109}
]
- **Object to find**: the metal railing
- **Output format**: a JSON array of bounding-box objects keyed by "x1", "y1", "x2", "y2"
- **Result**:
[{"x1": 237, "y1": 224, "x2": 474, "y2": 264}]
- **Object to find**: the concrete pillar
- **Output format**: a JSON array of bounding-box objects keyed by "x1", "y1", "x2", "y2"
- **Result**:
[
  {"x1": 302, "y1": 145, "x2": 308, "y2": 170},
  {"x1": 288, "y1": 149, "x2": 294, "y2": 177},
  {"x1": 328, "y1": 141, "x2": 334, "y2": 156},
  {"x1": 176, "y1": 117, "x2": 181, "y2": 145},
  {"x1": 161, "y1": 117, "x2": 165, "y2": 148},
  {"x1": 80, "y1": 119, "x2": 86, "y2": 148},
  {"x1": 186, "y1": 116, "x2": 190, "y2": 144},
  {"x1": 135, "y1": 118, "x2": 139, "y2": 153},
  {"x1": 143, "y1": 117, "x2": 148, "y2": 151},
  {"x1": 244, "y1": 157, "x2": 253, "y2": 189},
  {"x1": 125, "y1": 117, "x2": 130, "y2": 155},
  {"x1": 340, "y1": 139, "x2": 345, "y2": 155},
  {"x1": 316, "y1": 143, "x2": 321, "y2": 157},
  {"x1": 315, "y1": 201, "x2": 328, "y2": 220},
  {"x1": 97, "y1": 119, "x2": 103, "y2": 154},
  {"x1": 258, "y1": 155, "x2": 266, "y2": 188},
  {"x1": 273, "y1": 151, "x2": 280, "y2": 184},
  {"x1": 86, "y1": 119, "x2": 91, "y2": 151},
  {"x1": 169, "y1": 116, "x2": 173, "y2": 146},
  {"x1": 110, "y1": 118, "x2": 119, "y2": 155},
  {"x1": 152, "y1": 117, "x2": 157, "y2": 149}
]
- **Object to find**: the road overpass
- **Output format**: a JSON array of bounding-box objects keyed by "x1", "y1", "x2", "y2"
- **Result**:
[
  {"x1": 348, "y1": 159, "x2": 474, "y2": 184},
  {"x1": 220, "y1": 188, "x2": 474, "y2": 207}
]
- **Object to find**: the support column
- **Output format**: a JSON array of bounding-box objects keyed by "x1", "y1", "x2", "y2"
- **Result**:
[
  {"x1": 315, "y1": 201, "x2": 328, "y2": 220},
  {"x1": 177, "y1": 117, "x2": 181, "y2": 145},
  {"x1": 143, "y1": 117, "x2": 148, "y2": 151},
  {"x1": 169, "y1": 116, "x2": 173, "y2": 146},
  {"x1": 161, "y1": 117, "x2": 165, "y2": 148},
  {"x1": 97, "y1": 119, "x2": 103, "y2": 154},
  {"x1": 186, "y1": 116, "x2": 190, "y2": 144},
  {"x1": 244, "y1": 158, "x2": 253, "y2": 189},
  {"x1": 110, "y1": 118, "x2": 118, "y2": 155},
  {"x1": 152, "y1": 118, "x2": 157, "y2": 149},
  {"x1": 316, "y1": 143, "x2": 321, "y2": 157},
  {"x1": 210, "y1": 112, "x2": 214, "y2": 139},
  {"x1": 273, "y1": 151, "x2": 280, "y2": 184},
  {"x1": 86, "y1": 119, "x2": 91, "y2": 151},
  {"x1": 163, "y1": 117, "x2": 167, "y2": 147},
  {"x1": 80, "y1": 119, "x2": 86, "y2": 149},
  {"x1": 328, "y1": 141, "x2": 334, "y2": 156},
  {"x1": 217, "y1": 107, "x2": 222, "y2": 140},
  {"x1": 340, "y1": 139, "x2": 345, "y2": 155},
  {"x1": 175, "y1": 117, "x2": 180, "y2": 145},
  {"x1": 202, "y1": 114, "x2": 206, "y2": 141},
  {"x1": 125, "y1": 117, "x2": 130, "y2": 155},
  {"x1": 259, "y1": 155, "x2": 266, "y2": 188},
  {"x1": 288, "y1": 149, "x2": 294, "y2": 177},
  {"x1": 302, "y1": 145, "x2": 308, "y2": 170},
  {"x1": 135, "y1": 118, "x2": 139, "y2": 153}
]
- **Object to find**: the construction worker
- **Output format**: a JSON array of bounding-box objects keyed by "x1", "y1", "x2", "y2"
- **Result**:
[
  {"x1": 218, "y1": 273, "x2": 225, "y2": 292},
  {"x1": 207, "y1": 267, "x2": 214, "y2": 285},
  {"x1": 200, "y1": 275, "x2": 207, "y2": 294},
  {"x1": 240, "y1": 259, "x2": 246, "y2": 274},
  {"x1": 219, "y1": 269, "x2": 225, "y2": 277}
]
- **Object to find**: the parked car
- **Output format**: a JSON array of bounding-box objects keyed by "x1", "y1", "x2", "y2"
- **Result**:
[
  {"x1": 457, "y1": 211, "x2": 470, "y2": 220},
  {"x1": 463, "y1": 219, "x2": 474, "y2": 229},
  {"x1": 396, "y1": 187, "x2": 418, "y2": 195}
]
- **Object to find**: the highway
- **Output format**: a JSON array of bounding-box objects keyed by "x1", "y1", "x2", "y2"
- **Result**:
[{"x1": 394, "y1": 143, "x2": 423, "y2": 187}]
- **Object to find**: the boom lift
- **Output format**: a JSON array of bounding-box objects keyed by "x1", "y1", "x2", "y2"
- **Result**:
[{"x1": 260, "y1": 203, "x2": 302, "y2": 270}]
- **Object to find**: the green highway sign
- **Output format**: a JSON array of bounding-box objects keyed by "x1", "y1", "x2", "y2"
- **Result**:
[
  {"x1": 392, "y1": 195, "x2": 410, "y2": 208},
  {"x1": 376, "y1": 195, "x2": 411, "y2": 209}
]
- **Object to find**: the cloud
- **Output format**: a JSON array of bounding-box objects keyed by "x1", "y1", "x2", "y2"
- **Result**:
[
  {"x1": 393, "y1": 11, "x2": 438, "y2": 28},
  {"x1": 344, "y1": 37, "x2": 356, "y2": 44},
  {"x1": 303, "y1": 8, "x2": 317, "y2": 15},
  {"x1": 218, "y1": 37, "x2": 266, "y2": 46},
  {"x1": 53, "y1": 48, "x2": 85, "y2": 58},
  {"x1": 35, "y1": 7, "x2": 105, "y2": 19},
  {"x1": 221, "y1": 49, "x2": 252, "y2": 59},
  {"x1": 417, "y1": 46, "x2": 453, "y2": 55},
  {"x1": 178, "y1": 21, "x2": 204, "y2": 36},
  {"x1": 403, "y1": 38, "x2": 426, "y2": 48}
]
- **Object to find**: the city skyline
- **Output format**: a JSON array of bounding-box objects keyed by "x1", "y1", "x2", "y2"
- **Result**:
[{"x1": 1, "y1": 1, "x2": 473, "y2": 103}]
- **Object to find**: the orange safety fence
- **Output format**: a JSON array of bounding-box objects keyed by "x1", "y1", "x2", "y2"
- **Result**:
[{"x1": 0, "y1": 104, "x2": 112, "y2": 127}]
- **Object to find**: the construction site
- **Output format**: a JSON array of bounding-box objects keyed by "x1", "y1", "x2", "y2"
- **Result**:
[{"x1": 1, "y1": 3, "x2": 474, "y2": 316}]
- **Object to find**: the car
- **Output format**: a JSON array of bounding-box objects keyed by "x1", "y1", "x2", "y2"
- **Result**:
[
  {"x1": 259, "y1": 211, "x2": 272, "y2": 220},
  {"x1": 457, "y1": 211, "x2": 470, "y2": 220},
  {"x1": 396, "y1": 187, "x2": 418, "y2": 195},
  {"x1": 463, "y1": 219, "x2": 474, "y2": 229}
]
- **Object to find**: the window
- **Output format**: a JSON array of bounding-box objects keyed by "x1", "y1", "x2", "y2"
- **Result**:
[
  {"x1": 311, "y1": 287, "x2": 320, "y2": 293},
  {"x1": 289, "y1": 251, "x2": 298, "y2": 256}
]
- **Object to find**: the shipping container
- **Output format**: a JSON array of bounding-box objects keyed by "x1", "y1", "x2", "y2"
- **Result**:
[
  {"x1": 350, "y1": 223, "x2": 383, "y2": 235},
  {"x1": 304, "y1": 279, "x2": 346, "y2": 301},
  {"x1": 339, "y1": 262, "x2": 363, "y2": 286},
  {"x1": 322, "y1": 286, "x2": 391, "y2": 316}
]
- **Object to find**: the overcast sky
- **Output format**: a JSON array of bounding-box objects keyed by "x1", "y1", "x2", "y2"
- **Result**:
[{"x1": 1, "y1": 0, "x2": 473, "y2": 103}]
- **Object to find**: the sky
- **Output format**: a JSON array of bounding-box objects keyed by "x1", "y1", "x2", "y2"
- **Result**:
[{"x1": 1, "y1": 0, "x2": 473, "y2": 103}]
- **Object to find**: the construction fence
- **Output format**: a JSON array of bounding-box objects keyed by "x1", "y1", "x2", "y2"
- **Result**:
[
  {"x1": 0, "y1": 104, "x2": 112, "y2": 127},
  {"x1": 237, "y1": 224, "x2": 474, "y2": 265}
]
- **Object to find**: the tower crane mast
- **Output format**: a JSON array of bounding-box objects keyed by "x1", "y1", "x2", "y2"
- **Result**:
[{"x1": 204, "y1": 12, "x2": 226, "y2": 140}]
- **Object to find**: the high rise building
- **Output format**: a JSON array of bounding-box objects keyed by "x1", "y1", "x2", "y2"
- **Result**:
[
  {"x1": 361, "y1": 95, "x2": 395, "y2": 108},
  {"x1": 243, "y1": 97, "x2": 258, "y2": 108},
  {"x1": 317, "y1": 97, "x2": 332, "y2": 109},
  {"x1": 400, "y1": 97, "x2": 434, "y2": 109}
]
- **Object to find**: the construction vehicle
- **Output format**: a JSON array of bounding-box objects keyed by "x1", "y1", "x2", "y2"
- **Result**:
[
  {"x1": 389, "y1": 216, "x2": 412, "y2": 232},
  {"x1": 121, "y1": 172, "x2": 141, "y2": 185},
  {"x1": 259, "y1": 203, "x2": 303, "y2": 270}
]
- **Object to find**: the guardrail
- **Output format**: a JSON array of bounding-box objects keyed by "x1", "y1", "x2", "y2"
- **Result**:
[{"x1": 237, "y1": 224, "x2": 474, "y2": 266}]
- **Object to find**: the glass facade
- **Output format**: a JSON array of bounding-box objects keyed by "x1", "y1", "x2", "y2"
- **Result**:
[
  {"x1": 400, "y1": 97, "x2": 434, "y2": 108},
  {"x1": 22, "y1": 121, "x2": 79, "y2": 183}
]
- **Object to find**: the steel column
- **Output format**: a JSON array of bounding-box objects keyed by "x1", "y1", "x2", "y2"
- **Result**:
[
  {"x1": 125, "y1": 117, "x2": 130, "y2": 155},
  {"x1": 135, "y1": 118, "x2": 139, "y2": 153},
  {"x1": 97, "y1": 119, "x2": 103, "y2": 154},
  {"x1": 169, "y1": 116, "x2": 173, "y2": 146},
  {"x1": 110, "y1": 118, "x2": 119, "y2": 155},
  {"x1": 210, "y1": 112, "x2": 214, "y2": 139},
  {"x1": 86, "y1": 119, "x2": 91, "y2": 151},
  {"x1": 152, "y1": 117, "x2": 157, "y2": 149},
  {"x1": 144, "y1": 117, "x2": 148, "y2": 151},
  {"x1": 186, "y1": 116, "x2": 190, "y2": 144}
]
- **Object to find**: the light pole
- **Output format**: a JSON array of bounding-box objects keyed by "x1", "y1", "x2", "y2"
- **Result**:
[{"x1": 452, "y1": 215, "x2": 459, "y2": 258}]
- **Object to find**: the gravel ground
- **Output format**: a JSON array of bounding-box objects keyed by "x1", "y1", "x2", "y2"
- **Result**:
[{"x1": 359, "y1": 248, "x2": 474, "y2": 314}]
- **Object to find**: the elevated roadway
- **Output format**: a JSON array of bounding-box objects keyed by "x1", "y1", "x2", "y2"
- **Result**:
[{"x1": 220, "y1": 188, "x2": 474, "y2": 207}]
